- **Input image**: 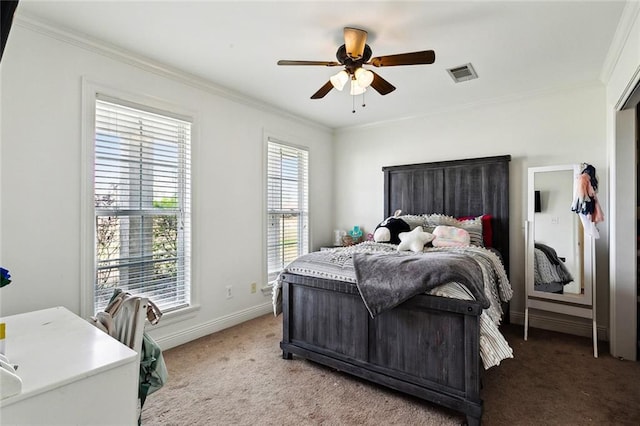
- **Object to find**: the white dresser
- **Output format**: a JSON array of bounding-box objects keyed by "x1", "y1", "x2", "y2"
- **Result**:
[{"x1": 0, "y1": 306, "x2": 138, "y2": 425}]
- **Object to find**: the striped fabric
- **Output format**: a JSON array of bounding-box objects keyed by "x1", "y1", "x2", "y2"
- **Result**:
[
  {"x1": 272, "y1": 241, "x2": 513, "y2": 369},
  {"x1": 429, "y1": 282, "x2": 513, "y2": 369}
]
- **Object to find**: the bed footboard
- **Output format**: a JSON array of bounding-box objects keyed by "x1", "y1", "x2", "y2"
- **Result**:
[{"x1": 280, "y1": 273, "x2": 484, "y2": 425}]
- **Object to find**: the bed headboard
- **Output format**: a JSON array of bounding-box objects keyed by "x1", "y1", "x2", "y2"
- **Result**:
[{"x1": 382, "y1": 155, "x2": 511, "y2": 274}]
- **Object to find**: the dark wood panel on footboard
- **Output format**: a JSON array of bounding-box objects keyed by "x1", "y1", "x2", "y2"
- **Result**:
[{"x1": 280, "y1": 273, "x2": 484, "y2": 425}]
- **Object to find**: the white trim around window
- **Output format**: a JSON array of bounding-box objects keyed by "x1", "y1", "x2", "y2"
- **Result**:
[
  {"x1": 81, "y1": 79, "x2": 199, "y2": 321},
  {"x1": 263, "y1": 134, "x2": 310, "y2": 285}
]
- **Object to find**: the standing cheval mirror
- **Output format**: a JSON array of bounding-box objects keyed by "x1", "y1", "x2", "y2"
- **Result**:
[{"x1": 524, "y1": 164, "x2": 598, "y2": 357}]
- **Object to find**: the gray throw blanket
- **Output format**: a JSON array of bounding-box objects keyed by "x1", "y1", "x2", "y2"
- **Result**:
[{"x1": 353, "y1": 251, "x2": 489, "y2": 318}]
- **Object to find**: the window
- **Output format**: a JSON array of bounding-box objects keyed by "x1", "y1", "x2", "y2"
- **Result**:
[
  {"x1": 266, "y1": 139, "x2": 309, "y2": 282},
  {"x1": 93, "y1": 95, "x2": 191, "y2": 314}
]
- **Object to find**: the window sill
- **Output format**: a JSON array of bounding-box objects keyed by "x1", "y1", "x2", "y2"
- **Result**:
[
  {"x1": 261, "y1": 283, "x2": 274, "y2": 296},
  {"x1": 146, "y1": 303, "x2": 200, "y2": 330}
]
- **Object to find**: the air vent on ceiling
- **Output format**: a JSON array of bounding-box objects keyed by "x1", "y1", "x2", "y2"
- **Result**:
[{"x1": 447, "y1": 63, "x2": 478, "y2": 83}]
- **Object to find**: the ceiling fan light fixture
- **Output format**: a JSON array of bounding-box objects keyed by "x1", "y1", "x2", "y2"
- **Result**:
[
  {"x1": 277, "y1": 26, "x2": 433, "y2": 101},
  {"x1": 354, "y1": 67, "x2": 374, "y2": 88},
  {"x1": 330, "y1": 70, "x2": 349, "y2": 91},
  {"x1": 350, "y1": 79, "x2": 366, "y2": 96}
]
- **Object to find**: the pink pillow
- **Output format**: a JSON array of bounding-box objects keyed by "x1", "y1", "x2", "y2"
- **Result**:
[
  {"x1": 457, "y1": 214, "x2": 493, "y2": 248},
  {"x1": 432, "y1": 225, "x2": 470, "y2": 247}
]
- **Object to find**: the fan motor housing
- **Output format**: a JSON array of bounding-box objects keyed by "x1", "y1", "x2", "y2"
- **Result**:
[{"x1": 336, "y1": 44, "x2": 372, "y2": 72}]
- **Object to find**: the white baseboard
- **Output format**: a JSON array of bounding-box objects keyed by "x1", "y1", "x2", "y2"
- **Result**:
[
  {"x1": 154, "y1": 302, "x2": 274, "y2": 350},
  {"x1": 511, "y1": 311, "x2": 608, "y2": 341},
  {"x1": 153, "y1": 306, "x2": 609, "y2": 352}
]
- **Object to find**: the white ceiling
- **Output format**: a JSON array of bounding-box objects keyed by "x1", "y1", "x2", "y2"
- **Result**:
[{"x1": 14, "y1": 1, "x2": 627, "y2": 129}]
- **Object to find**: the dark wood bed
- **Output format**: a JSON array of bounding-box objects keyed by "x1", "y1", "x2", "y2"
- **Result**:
[{"x1": 280, "y1": 155, "x2": 511, "y2": 425}]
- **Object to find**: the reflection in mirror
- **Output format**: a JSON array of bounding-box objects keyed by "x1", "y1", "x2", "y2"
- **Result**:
[
  {"x1": 532, "y1": 168, "x2": 583, "y2": 295},
  {"x1": 525, "y1": 164, "x2": 597, "y2": 356}
]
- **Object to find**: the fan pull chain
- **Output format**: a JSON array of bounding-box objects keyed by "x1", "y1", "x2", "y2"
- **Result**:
[{"x1": 351, "y1": 92, "x2": 367, "y2": 113}]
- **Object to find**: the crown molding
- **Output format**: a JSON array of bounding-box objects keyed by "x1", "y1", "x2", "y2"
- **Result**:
[
  {"x1": 600, "y1": 1, "x2": 640, "y2": 85},
  {"x1": 13, "y1": 13, "x2": 331, "y2": 134},
  {"x1": 336, "y1": 80, "x2": 604, "y2": 134}
]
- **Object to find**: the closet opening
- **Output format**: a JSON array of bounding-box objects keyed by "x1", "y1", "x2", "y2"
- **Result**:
[{"x1": 614, "y1": 79, "x2": 639, "y2": 361}]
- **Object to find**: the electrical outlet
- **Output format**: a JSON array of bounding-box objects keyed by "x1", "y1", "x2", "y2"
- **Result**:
[
  {"x1": 226, "y1": 285, "x2": 232, "y2": 299},
  {"x1": 250, "y1": 282, "x2": 257, "y2": 294}
]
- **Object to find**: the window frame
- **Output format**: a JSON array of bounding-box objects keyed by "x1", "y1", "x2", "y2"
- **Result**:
[
  {"x1": 81, "y1": 81, "x2": 198, "y2": 320},
  {"x1": 264, "y1": 135, "x2": 310, "y2": 284}
]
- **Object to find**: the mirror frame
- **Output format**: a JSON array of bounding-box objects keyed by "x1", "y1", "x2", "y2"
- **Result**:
[{"x1": 525, "y1": 164, "x2": 595, "y2": 306}]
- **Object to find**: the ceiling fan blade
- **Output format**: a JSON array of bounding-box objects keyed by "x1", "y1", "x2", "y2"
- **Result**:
[
  {"x1": 369, "y1": 50, "x2": 436, "y2": 67},
  {"x1": 277, "y1": 60, "x2": 341, "y2": 66},
  {"x1": 344, "y1": 27, "x2": 368, "y2": 59},
  {"x1": 369, "y1": 71, "x2": 396, "y2": 95},
  {"x1": 310, "y1": 81, "x2": 334, "y2": 99}
]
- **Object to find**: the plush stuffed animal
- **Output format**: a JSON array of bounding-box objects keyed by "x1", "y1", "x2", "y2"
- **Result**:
[
  {"x1": 373, "y1": 210, "x2": 410, "y2": 244},
  {"x1": 397, "y1": 226, "x2": 435, "y2": 253}
]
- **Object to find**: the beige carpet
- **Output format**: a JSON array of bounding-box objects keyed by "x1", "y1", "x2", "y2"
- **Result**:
[{"x1": 142, "y1": 314, "x2": 640, "y2": 425}]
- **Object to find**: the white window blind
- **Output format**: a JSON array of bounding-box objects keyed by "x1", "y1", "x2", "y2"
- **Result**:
[
  {"x1": 94, "y1": 96, "x2": 191, "y2": 314},
  {"x1": 267, "y1": 139, "x2": 309, "y2": 281}
]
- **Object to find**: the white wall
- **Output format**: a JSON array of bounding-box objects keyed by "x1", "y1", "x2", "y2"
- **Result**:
[
  {"x1": 333, "y1": 84, "x2": 609, "y2": 334},
  {"x1": 0, "y1": 22, "x2": 334, "y2": 349}
]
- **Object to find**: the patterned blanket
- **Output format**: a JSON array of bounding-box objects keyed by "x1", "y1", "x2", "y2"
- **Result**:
[{"x1": 534, "y1": 242, "x2": 574, "y2": 293}]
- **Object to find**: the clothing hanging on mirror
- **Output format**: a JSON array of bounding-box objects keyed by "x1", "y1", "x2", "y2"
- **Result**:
[{"x1": 571, "y1": 163, "x2": 604, "y2": 238}]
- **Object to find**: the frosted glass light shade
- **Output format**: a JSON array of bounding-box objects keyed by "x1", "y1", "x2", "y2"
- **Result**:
[
  {"x1": 350, "y1": 79, "x2": 366, "y2": 95},
  {"x1": 344, "y1": 27, "x2": 367, "y2": 59},
  {"x1": 330, "y1": 70, "x2": 349, "y2": 91},
  {"x1": 354, "y1": 67, "x2": 374, "y2": 88}
]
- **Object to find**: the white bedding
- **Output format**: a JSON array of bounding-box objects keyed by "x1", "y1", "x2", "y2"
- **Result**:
[{"x1": 273, "y1": 241, "x2": 513, "y2": 369}]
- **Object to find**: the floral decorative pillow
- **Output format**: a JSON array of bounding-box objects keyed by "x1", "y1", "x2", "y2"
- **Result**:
[
  {"x1": 423, "y1": 214, "x2": 484, "y2": 247},
  {"x1": 458, "y1": 214, "x2": 493, "y2": 248},
  {"x1": 431, "y1": 225, "x2": 470, "y2": 247}
]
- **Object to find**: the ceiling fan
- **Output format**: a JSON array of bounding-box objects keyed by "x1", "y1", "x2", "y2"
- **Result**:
[{"x1": 277, "y1": 27, "x2": 436, "y2": 99}]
